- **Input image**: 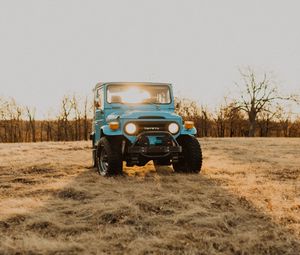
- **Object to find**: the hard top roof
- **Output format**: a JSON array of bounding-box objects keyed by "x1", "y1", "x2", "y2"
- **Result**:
[{"x1": 94, "y1": 82, "x2": 172, "y2": 90}]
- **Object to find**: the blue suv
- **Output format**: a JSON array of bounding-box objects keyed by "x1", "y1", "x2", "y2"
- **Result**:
[{"x1": 91, "y1": 82, "x2": 202, "y2": 176}]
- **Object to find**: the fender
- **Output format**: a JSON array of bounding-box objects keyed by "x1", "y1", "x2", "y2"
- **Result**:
[
  {"x1": 180, "y1": 126, "x2": 197, "y2": 136},
  {"x1": 101, "y1": 125, "x2": 123, "y2": 136}
]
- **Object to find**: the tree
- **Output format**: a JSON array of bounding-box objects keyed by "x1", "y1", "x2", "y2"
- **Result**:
[
  {"x1": 83, "y1": 96, "x2": 90, "y2": 141},
  {"x1": 214, "y1": 105, "x2": 226, "y2": 137},
  {"x1": 234, "y1": 67, "x2": 299, "y2": 137},
  {"x1": 26, "y1": 106, "x2": 36, "y2": 142},
  {"x1": 72, "y1": 95, "x2": 82, "y2": 140},
  {"x1": 225, "y1": 102, "x2": 245, "y2": 137},
  {"x1": 200, "y1": 107, "x2": 210, "y2": 137},
  {"x1": 59, "y1": 96, "x2": 73, "y2": 141}
]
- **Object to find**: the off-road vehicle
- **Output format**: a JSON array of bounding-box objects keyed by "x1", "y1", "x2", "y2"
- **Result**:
[{"x1": 90, "y1": 82, "x2": 202, "y2": 176}]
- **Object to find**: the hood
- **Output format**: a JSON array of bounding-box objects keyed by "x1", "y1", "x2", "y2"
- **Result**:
[{"x1": 106, "y1": 110, "x2": 181, "y2": 122}]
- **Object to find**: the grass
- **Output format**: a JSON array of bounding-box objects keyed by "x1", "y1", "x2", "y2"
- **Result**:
[{"x1": 0, "y1": 138, "x2": 299, "y2": 254}]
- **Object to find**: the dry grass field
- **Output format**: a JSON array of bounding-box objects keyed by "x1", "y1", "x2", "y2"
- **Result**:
[{"x1": 0, "y1": 138, "x2": 299, "y2": 254}]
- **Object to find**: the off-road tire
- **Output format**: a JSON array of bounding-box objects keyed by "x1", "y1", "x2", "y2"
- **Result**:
[
  {"x1": 173, "y1": 135, "x2": 202, "y2": 173},
  {"x1": 92, "y1": 149, "x2": 97, "y2": 167},
  {"x1": 96, "y1": 137, "x2": 123, "y2": 176}
]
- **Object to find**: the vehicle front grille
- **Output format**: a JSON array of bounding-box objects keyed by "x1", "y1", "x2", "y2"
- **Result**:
[{"x1": 131, "y1": 121, "x2": 171, "y2": 134}]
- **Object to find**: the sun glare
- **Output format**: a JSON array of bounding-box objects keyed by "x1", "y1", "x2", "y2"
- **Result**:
[{"x1": 117, "y1": 87, "x2": 151, "y2": 104}]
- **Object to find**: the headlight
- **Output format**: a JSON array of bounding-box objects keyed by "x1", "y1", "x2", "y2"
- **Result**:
[
  {"x1": 168, "y1": 123, "x2": 179, "y2": 134},
  {"x1": 125, "y1": 123, "x2": 137, "y2": 135}
]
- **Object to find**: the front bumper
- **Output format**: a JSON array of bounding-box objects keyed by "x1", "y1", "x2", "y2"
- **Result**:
[
  {"x1": 128, "y1": 145, "x2": 181, "y2": 155},
  {"x1": 126, "y1": 131, "x2": 182, "y2": 166}
]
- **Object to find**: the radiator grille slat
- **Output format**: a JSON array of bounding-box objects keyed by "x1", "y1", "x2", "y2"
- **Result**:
[{"x1": 132, "y1": 121, "x2": 170, "y2": 133}]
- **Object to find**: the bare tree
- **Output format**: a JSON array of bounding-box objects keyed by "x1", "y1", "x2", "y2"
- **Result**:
[
  {"x1": 289, "y1": 117, "x2": 300, "y2": 137},
  {"x1": 59, "y1": 96, "x2": 73, "y2": 141},
  {"x1": 26, "y1": 106, "x2": 36, "y2": 142},
  {"x1": 0, "y1": 98, "x2": 5, "y2": 120},
  {"x1": 4, "y1": 98, "x2": 23, "y2": 142},
  {"x1": 0, "y1": 98, "x2": 8, "y2": 142},
  {"x1": 175, "y1": 97, "x2": 201, "y2": 120},
  {"x1": 72, "y1": 95, "x2": 82, "y2": 140},
  {"x1": 275, "y1": 108, "x2": 294, "y2": 137},
  {"x1": 83, "y1": 96, "x2": 89, "y2": 141},
  {"x1": 200, "y1": 107, "x2": 209, "y2": 137},
  {"x1": 234, "y1": 67, "x2": 299, "y2": 137},
  {"x1": 175, "y1": 97, "x2": 213, "y2": 137},
  {"x1": 257, "y1": 105, "x2": 283, "y2": 137},
  {"x1": 214, "y1": 105, "x2": 226, "y2": 137},
  {"x1": 225, "y1": 102, "x2": 244, "y2": 137}
]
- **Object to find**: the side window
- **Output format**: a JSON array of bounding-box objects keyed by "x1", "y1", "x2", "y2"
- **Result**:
[{"x1": 97, "y1": 88, "x2": 104, "y2": 109}]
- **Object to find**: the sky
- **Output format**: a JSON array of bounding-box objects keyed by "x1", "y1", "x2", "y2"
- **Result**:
[{"x1": 0, "y1": 0, "x2": 300, "y2": 118}]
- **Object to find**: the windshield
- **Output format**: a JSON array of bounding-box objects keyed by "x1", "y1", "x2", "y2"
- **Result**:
[{"x1": 107, "y1": 85, "x2": 171, "y2": 104}]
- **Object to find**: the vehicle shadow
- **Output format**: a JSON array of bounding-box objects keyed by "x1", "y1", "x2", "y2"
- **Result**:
[{"x1": 0, "y1": 163, "x2": 300, "y2": 255}]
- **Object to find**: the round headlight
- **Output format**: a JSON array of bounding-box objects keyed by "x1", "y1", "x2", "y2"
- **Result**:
[
  {"x1": 125, "y1": 123, "x2": 137, "y2": 135},
  {"x1": 168, "y1": 123, "x2": 179, "y2": 134}
]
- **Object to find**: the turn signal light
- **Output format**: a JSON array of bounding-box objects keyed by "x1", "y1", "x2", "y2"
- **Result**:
[
  {"x1": 109, "y1": 122, "x2": 119, "y2": 131},
  {"x1": 184, "y1": 121, "x2": 194, "y2": 130}
]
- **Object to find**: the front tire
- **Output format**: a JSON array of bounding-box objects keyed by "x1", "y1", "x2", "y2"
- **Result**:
[
  {"x1": 92, "y1": 148, "x2": 97, "y2": 168},
  {"x1": 173, "y1": 135, "x2": 202, "y2": 173},
  {"x1": 96, "y1": 137, "x2": 123, "y2": 176}
]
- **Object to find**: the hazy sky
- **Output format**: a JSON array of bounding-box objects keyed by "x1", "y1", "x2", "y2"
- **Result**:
[{"x1": 0, "y1": 0, "x2": 300, "y2": 117}]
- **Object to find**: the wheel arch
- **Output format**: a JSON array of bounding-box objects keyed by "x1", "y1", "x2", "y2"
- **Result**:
[{"x1": 180, "y1": 127, "x2": 197, "y2": 136}]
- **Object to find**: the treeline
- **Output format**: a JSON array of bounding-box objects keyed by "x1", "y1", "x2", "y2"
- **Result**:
[
  {"x1": 175, "y1": 98, "x2": 300, "y2": 138},
  {"x1": 175, "y1": 67, "x2": 300, "y2": 138},
  {"x1": 0, "y1": 96, "x2": 92, "y2": 143},
  {"x1": 1, "y1": 95, "x2": 300, "y2": 143}
]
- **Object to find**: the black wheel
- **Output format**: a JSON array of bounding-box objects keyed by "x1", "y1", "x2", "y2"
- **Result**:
[
  {"x1": 92, "y1": 148, "x2": 97, "y2": 168},
  {"x1": 92, "y1": 133, "x2": 97, "y2": 168},
  {"x1": 173, "y1": 135, "x2": 202, "y2": 173},
  {"x1": 96, "y1": 137, "x2": 123, "y2": 176}
]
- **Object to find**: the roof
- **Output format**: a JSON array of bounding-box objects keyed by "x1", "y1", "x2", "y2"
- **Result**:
[{"x1": 94, "y1": 82, "x2": 172, "y2": 90}]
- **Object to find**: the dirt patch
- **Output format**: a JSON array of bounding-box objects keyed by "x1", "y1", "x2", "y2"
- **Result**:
[
  {"x1": 5, "y1": 214, "x2": 27, "y2": 226},
  {"x1": 0, "y1": 221, "x2": 10, "y2": 230},
  {"x1": 56, "y1": 188, "x2": 91, "y2": 201},
  {"x1": 269, "y1": 168, "x2": 299, "y2": 181},
  {"x1": 12, "y1": 178, "x2": 39, "y2": 185},
  {"x1": 0, "y1": 184, "x2": 11, "y2": 189},
  {"x1": 21, "y1": 167, "x2": 55, "y2": 175},
  {"x1": 100, "y1": 211, "x2": 128, "y2": 224},
  {"x1": 89, "y1": 207, "x2": 135, "y2": 225},
  {"x1": 137, "y1": 201, "x2": 174, "y2": 215},
  {"x1": 27, "y1": 221, "x2": 61, "y2": 237}
]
